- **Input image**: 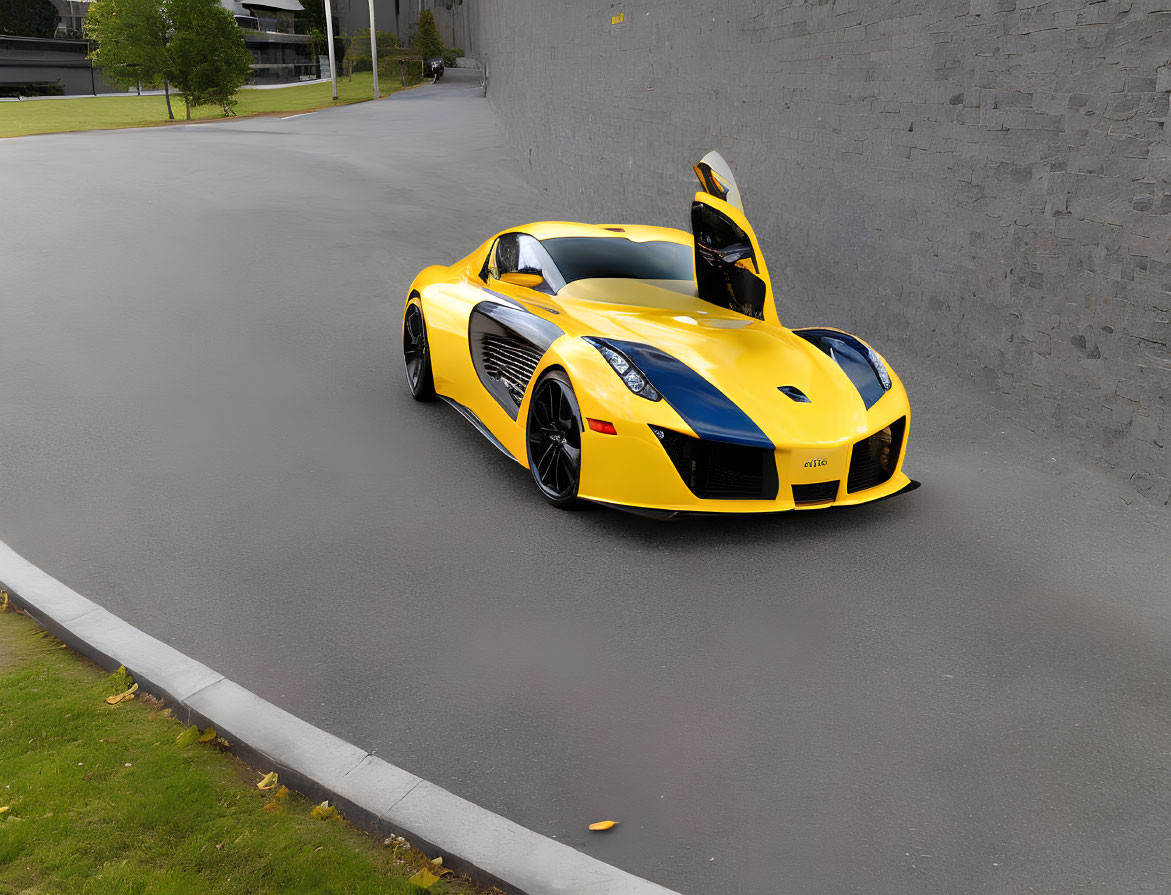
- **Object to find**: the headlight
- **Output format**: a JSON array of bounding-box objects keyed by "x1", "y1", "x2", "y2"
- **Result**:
[
  {"x1": 583, "y1": 337, "x2": 661, "y2": 401},
  {"x1": 794, "y1": 328, "x2": 892, "y2": 409},
  {"x1": 866, "y1": 348, "x2": 892, "y2": 390}
]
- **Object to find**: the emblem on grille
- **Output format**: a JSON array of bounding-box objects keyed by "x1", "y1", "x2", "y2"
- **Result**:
[{"x1": 804, "y1": 458, "x2": 828, "y2": 468}]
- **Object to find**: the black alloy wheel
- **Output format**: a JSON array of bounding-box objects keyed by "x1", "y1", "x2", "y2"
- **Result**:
[
  {"x1": 526, "y1": 370, "x2": 584, "y2": 508},
  {"x1": 403, "y1": 302, "x2": 436, "y2": 401}
]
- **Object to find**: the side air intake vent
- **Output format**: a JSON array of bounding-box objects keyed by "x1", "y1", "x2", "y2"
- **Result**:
[
  {"x1": 468, "y1": 302, "x2": 562, "y2": 419},
  {"x1": 847, "y1": 417, "x2": 906, "y2": 493},
  {"x1": 650, "y1": 426, "x2": 778, "y2": 500},
  {"x1": 482, "y1": 334, "x2": 541, "y2": 408}
]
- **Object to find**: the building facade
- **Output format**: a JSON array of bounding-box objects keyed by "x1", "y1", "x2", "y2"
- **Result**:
[
  {"x1": 52, "y1": 0, "x2": 87, "y2": 38},
  {"x1": 0, "y1": 0, "x2": 322, "y2": 95},
  {"x1": 1, "y1": 1, "x2": 114, "y2": 95},
  {"x1": 0, "y1": 34, "x2": 110, "y2": 96},
  {"x1": 338, "y1": 0, "x2": 474, "y2": 57},
  {"x1": 3, "y1": 0, "x2": 473, "y2": 96},
  {"x1": 224, "y1": 1, "x2": 319, "y2": 84}
]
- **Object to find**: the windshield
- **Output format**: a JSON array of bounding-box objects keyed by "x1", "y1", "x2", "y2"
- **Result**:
[{"x1": 540, "y1": 237, "x2": 693, "y2": 285}]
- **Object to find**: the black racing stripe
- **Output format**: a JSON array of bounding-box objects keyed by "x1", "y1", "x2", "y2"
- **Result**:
[
  {"x1": 606, "y1": 340, "x2": 773, "y2": 450},
  {"x1": 794, "y1": 328, "x2": 887, "y2": 409}
]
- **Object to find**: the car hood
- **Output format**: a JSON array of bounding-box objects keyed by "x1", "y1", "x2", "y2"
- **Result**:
[{"x1": 554, "y1": 279, "x2": 881, "y2": 447}]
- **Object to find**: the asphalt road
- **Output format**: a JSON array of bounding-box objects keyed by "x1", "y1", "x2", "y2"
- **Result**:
[{"x1": 3, "y1": 71, "x2": 1170, "y2": 894}]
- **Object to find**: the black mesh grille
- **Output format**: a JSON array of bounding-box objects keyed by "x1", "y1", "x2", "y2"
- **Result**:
[
  {"x1": 792, "y1": 481, "x2": 839, "y2": 504},
  {"x1": 481, "y1": 334, "x2": 542, "y2": 407},
  {"x1": 847, "y1": 417, "x2": 906, "y2": 494},
  {"x1": 651, "y1": 427, "x2": 778, "y2": 500}
]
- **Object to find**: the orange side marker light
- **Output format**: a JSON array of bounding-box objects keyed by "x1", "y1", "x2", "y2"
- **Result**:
[{"x1": 587, "y1": 419, "x2": 618, "y2": 435}]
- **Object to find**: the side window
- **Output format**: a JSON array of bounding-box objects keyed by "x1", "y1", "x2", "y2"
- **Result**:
[
  {"x1": 496, "y1": 233, "x2": 522, "y2": 275},
  {"x1": 481, "y1": 234, "x2": 519, "y2": 280}
]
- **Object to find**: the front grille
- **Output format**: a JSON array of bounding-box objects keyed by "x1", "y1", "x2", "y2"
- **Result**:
[
  {"x1": 847, "y1": 417, "x2": 906, "y2": 493},
  {"x1": 793, "y1": 481, "x2": 839, "y2": 504},
  {"x1": 481, "y1": 334, "x2": 542, "y2": 407},
  {"x1": 651, "y1": 427, "x2": 779, "y2": 500}
]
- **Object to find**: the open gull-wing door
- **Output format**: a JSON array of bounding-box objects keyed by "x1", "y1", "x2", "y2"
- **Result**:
[{"x1": 691, "y1": 151, "x2": 778, "y2": 325}]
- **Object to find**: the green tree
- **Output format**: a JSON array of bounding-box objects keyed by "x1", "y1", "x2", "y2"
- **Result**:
[
  {"x1": 344, "y1": 27, "x2": 395, "y2": 72},
  {"x1": 298, "y1": 0, "x2": 327, "y2": 33},
  {"x1": 85, "y1": 0, "x2": 176, "y2": 119},
  {"x1": 0, "y1": 0, "x2": 59, "y2": 38},
  {"x1": 413, "y1": 9, "x2": 442, "y2": 59},
  {"x1": 169, "y1": 0, "x2": 252, "y2": 118}
]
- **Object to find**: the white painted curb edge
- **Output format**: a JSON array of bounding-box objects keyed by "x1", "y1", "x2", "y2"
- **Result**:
[{"x1": 0, "y1": 540, "x2": 679, "y2": 895}]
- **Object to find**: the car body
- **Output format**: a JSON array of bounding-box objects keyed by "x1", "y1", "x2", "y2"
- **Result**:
[{"x1": 402, "y1": 152, "x2": 917, "y2": 517}]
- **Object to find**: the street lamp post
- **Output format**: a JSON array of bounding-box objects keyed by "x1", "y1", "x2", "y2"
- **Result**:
[
  {"x1": 324, "y1": 0, "x2": 338, "y2": 100},
  {"x1": 368, "y1": 0, "x2": 379, "y2": 99}
]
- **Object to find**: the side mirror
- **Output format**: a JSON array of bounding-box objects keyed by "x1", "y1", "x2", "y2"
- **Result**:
[{"x1": 500, "y1": 272, "x2": 544, "y2": 288}]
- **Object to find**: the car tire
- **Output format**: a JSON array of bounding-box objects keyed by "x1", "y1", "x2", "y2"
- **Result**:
[
  {"x1": 526, "y1": 369, "x2": 584, "y2": 509},
  {"x1": 403, "y1": 301, "x2": 436, "y2": 401}
]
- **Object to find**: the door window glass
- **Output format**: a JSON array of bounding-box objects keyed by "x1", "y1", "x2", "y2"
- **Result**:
[{"x1": 691, "y1": 202, "x2": 766, "y2": 320}]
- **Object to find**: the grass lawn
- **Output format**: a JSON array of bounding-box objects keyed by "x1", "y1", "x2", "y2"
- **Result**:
[
  {"x1": 0, "y1": 604, "x2": 486, "y2": 894},
  {"x1": 0, "y1": 72, "x2": 407, "y2": 139}
]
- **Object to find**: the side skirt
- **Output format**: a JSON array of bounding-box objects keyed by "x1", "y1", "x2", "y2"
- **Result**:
[{"x1": 439, "y1": 395, "x2": 520, "y2": 464}]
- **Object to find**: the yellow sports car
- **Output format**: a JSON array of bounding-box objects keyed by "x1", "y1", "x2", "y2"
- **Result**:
[{"x1": 403, "y1": 152, "x2": 917, "y2": 517}]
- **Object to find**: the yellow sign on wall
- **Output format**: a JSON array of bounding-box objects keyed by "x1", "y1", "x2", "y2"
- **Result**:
[{"x1": 611, "y1": 10, "x2": 624, "y2": 25}]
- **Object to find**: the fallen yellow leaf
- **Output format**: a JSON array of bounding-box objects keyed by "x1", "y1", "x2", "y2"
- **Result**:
[
  {"x1": 256, "y1": 771, "x2": 279, "y2": 791},
  {"x1": 0, "y1": 806, "x2": 9, "y2": 814},
  {"x1": 275, "y1": 785, "x2": 290, "y2": 800},
  {"x1": 407, "y1": 868, "x2": 441, "y2": 889},
  {"x1": 105, "y1": 683, "x2": 139, "y2": 705},
  {"x1": 175, "y1": 726, "x2": 200, "y2": 747},
  {"x1": 588, "y1": 820, "x2": 619, "y2": 831},
  {"x1": 197, "y1": 727, "x2": 217, "y2": 743},
  {"x1": 431, "y1": 856, "x2": 443, "y2": 866}
]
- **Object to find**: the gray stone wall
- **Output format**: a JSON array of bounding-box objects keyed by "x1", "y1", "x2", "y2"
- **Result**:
[{"x1": 472, "y1": 0, "x2": 1171, "y2": 503}]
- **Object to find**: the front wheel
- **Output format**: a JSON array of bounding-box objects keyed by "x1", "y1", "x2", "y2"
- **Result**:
[
  {"x1": 526, "y1": 370, "x2": 583, "y2": 508},
  {"x1": 403, "y1": 301, "x2": 436, "y2": 401}
]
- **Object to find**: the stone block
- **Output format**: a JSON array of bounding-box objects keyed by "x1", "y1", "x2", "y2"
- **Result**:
[{"x1": 1157, "y1": 65, "x2": 1171, "y2": 94}]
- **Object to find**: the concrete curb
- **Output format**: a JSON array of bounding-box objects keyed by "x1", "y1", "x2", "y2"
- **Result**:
[{"x1": 0, "y1": 540, "x2": 679, "y2": 895}]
